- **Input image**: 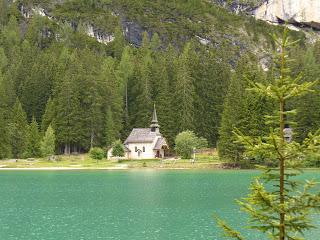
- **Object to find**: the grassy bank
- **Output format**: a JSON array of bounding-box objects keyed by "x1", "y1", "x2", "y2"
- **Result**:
[{"x1": 0, "y1": 151, "x2": 223, "y2": 169}]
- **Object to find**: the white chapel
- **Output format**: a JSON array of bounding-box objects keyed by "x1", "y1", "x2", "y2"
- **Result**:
[{"x1": 108, "y1": 105, "x2": 168, "y2": 160}]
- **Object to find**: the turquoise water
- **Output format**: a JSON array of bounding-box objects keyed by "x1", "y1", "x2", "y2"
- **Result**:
[{"x1": 0, "y1": 170, "x2": 319, "y2": 240}]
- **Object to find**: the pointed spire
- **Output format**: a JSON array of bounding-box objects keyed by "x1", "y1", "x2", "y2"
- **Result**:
[
  {"x1": 150, "y1": 104, "x2": 160, "y2": 132},
  {"x1": 151, "y1": 103, "x2": 158, "y2": 124}
]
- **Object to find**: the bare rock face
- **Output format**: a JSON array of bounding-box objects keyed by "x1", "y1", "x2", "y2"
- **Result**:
[{"x1": 254, "y1": 0, "x2": 320, "y2": 30}]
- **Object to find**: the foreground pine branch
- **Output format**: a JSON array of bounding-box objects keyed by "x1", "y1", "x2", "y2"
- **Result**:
[{"x1": 216, "y1": 27, "x2": 320, "y2": 240}]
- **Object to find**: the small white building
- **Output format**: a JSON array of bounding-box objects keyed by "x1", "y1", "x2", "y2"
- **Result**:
[{"x1": 108, "y1": 105, "x2": 168, "y2": 160}]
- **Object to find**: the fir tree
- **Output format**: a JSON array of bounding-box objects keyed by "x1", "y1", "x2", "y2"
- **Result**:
[
  {"x1": 8, "y1": 99, "x2": 28, "y2": 158},
  {"x1": 101, "y1": 57, "x2": 123, "y2": 143},
  {"x1": 0, "y1": 48, "x2": 11, "y2": 158},
  {"x1": 40, "y1": 125, "x2": 56, "y2": 157},
  {"x1": 154, "y1": 54, "x2": 175, "y2": 146},
  {"x1": 174, "y1": 42, "x2": 195, "y2": 133},
  {"x1": 194, "y1": 49, "x2": 230, "y2": 147},
  {"x1": 116, "y1": 46, "x2": 134, "y2": 138},
  {"x1": 0, "y1": 0, "x2": 8, "y2": 26},
  {"x1": 41, "y1": 97, "x2": 55, "y2": 133},
  {"x1": 217, "y1": 28, "x2": 320, "y2": 240},
  {"x1": 0, "y1": 109, "x2": 10, "y2": 159},
  {"x1": 113, "y1": 25, "x2": 126, "y2": 60},
  {"x1": 218, "y1": 59, "x2": 247, "y2": 162},
  {"x1": 104, "y1": 107, "x2": 116, "y2": 147},
  {"x1": 54, "y1": 53, "x2": 83, "y2": 154},
  {"x1": 295, "y1": 49, "x2": 320, "y2": 142},
  {"x1": 25, "y1": 117, "x2": 41, "y2": 158},
  {"x1": 131, "y1": 35, "x2": 153, "y2": 127}
]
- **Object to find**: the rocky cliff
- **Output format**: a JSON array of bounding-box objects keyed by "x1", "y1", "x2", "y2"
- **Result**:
[{"x1": 254, "y1": 0, "x2": 320, "y2": 30}]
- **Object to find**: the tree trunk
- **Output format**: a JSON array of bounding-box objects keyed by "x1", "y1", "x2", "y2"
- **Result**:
[
  {"x1": 64, "y1": 143, "x2": 70, "y2": 155},
  {"x1": 279, "y1": 98, "x2": 285, "y2": 240}
]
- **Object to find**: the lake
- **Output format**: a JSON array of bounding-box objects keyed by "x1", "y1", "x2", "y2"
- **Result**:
[{"x1": 0, "y1": 170, "x2": 319, "y2": 240}]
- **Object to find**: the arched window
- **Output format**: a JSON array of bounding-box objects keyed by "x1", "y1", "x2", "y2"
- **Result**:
[
  {"x1": 143, "y1": 146, "x2": 145, "y2": 152},
  {"x1": 135, "y1": 146, "x2": 137, "y2": 152}
]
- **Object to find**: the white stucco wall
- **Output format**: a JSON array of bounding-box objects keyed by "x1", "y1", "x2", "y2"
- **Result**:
[
  {"x1": 107, "y1": 135, "x2": 166, "y2": 160},
  {"x1": 126, "y1": 142, "x2": 155, "y2": 159}
]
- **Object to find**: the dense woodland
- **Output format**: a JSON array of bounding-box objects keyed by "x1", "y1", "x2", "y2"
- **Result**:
[{"x1": 0, "y1": 0, "x2": 319, "y2": 166}]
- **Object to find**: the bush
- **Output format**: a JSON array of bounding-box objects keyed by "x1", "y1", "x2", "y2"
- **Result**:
[
  {"x1": 89, "y1": 147, "x2": 105, "y2": 160},
  {"x1": 174, "y1": 131, "x2": 208, "y2": 159},
  {"x1": 112, "y1": 140, "x2": 125, "y2": 157}
]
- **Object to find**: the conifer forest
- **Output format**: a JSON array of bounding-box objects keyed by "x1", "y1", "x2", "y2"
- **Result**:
[{"x1": 0, "y1": 0, "x2": 319, "y2": 166}]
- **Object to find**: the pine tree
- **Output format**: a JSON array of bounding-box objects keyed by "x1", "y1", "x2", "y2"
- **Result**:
[
  {"x1": 21, "y1": 51, "x2": 55, "y2": 121},
  {"x1": 0, "y1": 109, "x2": 10, "y2": 159},
  {"x1": 113, "y1": 25, "x2": 126, "y2": 60},
  {"x1": 194, "y1": 49, "x2": 230, "y2": 147},
  {"x1": 150, "y1": 33, "x2": 161, "y2": 53},
  {"x1": 78, "y1": 49, "x2": 105, "y2": 149},
  {"x1": 154, "y1": 53, "x2": 175, "y2": 146},
  {"x1": 116, "y1": 46, "x2": 134, "y2": 138},
  {"x1": 8, "y1": 99, "x2": 28, "y2": 158},
  {"x1": 0, "y1": 81, "x2": 11, "y2": 158},
  {"x1": 1, "y1": 16, "x2": 20, "y2": 58},
  {"x1": 174, "y1": 42, "x2": 195, "y2": 133},
  {"x1": 104, "y1": 107, "x2": 116, "y2": 147},
  {"x1": 16, "y1": 40, "x2": 38, "y2": 99},
  {"x1": 54, "y1": 53, "x2": 83, "y2": 154},
  {"x1": 41, "y1": 97, "x2": 55, "y2": 133},
  {"x1": 0, "y1": 0, "x2": 8, "y2": 26},
  {"x1": 217, "y1": 28, "x2": 320, "y2": 240},
  {"x1": 218, "y1": 70, "x2": 246, "y2": 162},
  {"x1": 0, "y1": 48, "x2": 11, "y2": 158},
  {"x1": 295, "y1": 49, "x2": 320, "y2": 142},
  {"x1": 101, "y1": 57, "x2": 123, "y2": 143},
  {"x1": 218, "y1": 56, "x2": 273, "y2": 163},
  {"x1": 130, "y1": 34, "x2": 153, "y2": 128},
  {"x1": 25, "y1": 117, "x2": 41, "y2": 158},
  {"x1": 40, "y1": 125, "x2": 56, "y2": 157}
]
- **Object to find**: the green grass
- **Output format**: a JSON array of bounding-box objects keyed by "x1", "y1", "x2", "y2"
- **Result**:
[
  {"x1": 0, "y1": 154, "x2": 116, "y2": 169},
  {"x1": 0, "y1": 150, "x2": 223, "y2": 169}
]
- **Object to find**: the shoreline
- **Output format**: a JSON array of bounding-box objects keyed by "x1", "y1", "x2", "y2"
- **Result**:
[{"x1": 0, "y1": 167, "x2": 319, "y2": 171}]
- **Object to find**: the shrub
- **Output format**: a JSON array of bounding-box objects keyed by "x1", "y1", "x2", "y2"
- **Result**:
[
  {"x1": 174, "y1": 131, "x2": 208, "y2": 159},
  {"x1": 89, "y1": 147, "x2": 105, "y2": 160},
  {"x1": 111, "y1": 140, "x2": 125, "y2": 157}
]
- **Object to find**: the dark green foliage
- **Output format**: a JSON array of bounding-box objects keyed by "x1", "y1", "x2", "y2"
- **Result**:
[
  {"x1": 24, "y1": 117, "x2": 41, "y2": 158},
  {"x1": 0, "y1": 2, "x2": 318, "y2": 164},
  {"x1": 174, "y1": 42, "x2": 195, "y2": 133},
  {"x1": 294, "y1": 49, "x2": 320, "y2": 143},
  {"x1": 41, "y1": 97, "x2": 55, "y2": 133},
  {"x1": 104, "y1": 107, "x2": 116, "y2": 147},
  {"x1": 218, "y1": 56, "x2": 275, "y2": 164},
  {"x1": 194, "y1": 48, "x2": 230, "y2": 147},
  {"x1": 111, "y1": 140, "x2": 125, "y2": 157},
  {"x1": 0, "y1": 48, "x2": 11, "y2": 159},
  {"x1": 89, "y1": 147, "x2": 105, "y2": 160},
  {"x1": 0, "y1": 109, "x2": 11, "y2": 159},
  {"x1": 175, "y1": 131, "x2": 208, "y2": 159},
  {"x1": 8, "y1": 99, "x2": 28, "y2": 158}
]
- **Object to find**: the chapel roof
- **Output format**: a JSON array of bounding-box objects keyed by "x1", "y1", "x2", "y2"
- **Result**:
[{"x1": 124, "y1": 128, "x2": 161, "y2": 144}]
